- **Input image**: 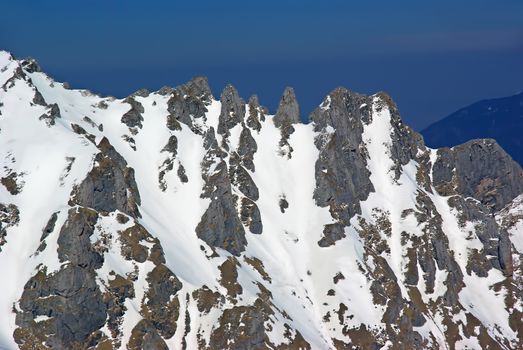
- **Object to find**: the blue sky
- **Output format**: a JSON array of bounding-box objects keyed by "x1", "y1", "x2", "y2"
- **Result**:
[{"x1": 1, "y1": 0, "x2": 522, "y2": 129}]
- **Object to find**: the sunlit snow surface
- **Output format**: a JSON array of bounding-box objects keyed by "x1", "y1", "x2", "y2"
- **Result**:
[{"x1": 0, "y1": 51, "x2": 521, "y2": 349}]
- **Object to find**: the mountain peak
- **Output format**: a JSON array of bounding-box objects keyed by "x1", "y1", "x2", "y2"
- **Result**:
[
  {"x1": 0, "y1": 51, "x2": 522, "y2": 350},
  {"x1": 20, "y1": 57, "x2": 41, "y2": 73},
  {"x1": 273, "y1": 86, "x2": 300, "y2": 128},
  {"x1": 218, "y1": 84, "x2": 245, "y2": 135}
]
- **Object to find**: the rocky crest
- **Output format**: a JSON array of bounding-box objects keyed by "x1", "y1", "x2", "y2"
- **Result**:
[{"x1": 1, "y1": 51, "x2": 523, "y2": 350}]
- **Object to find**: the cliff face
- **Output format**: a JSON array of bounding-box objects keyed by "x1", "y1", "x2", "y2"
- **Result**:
[{"x1": 1, "y1": 51, "x2": 522, "y2": 350}]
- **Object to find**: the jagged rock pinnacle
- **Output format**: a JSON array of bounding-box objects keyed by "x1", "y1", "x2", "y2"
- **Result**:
[
  {"x1": 184, "y1": 76, "x2": 213, "y2": 100},
  {"x1": 273, "y1": 87, "x2": 300, "y2": 128},
  {"x1": 1, "y1": 50, "x2": 523, "y2": 350},
  {"x1": 218, "y1": 84, "x2": 245, "y2": 135}
]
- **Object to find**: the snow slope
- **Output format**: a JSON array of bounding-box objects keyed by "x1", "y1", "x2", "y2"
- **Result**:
[{"x1": 0, "y1": 51, "x2": 522, "y2": 350}]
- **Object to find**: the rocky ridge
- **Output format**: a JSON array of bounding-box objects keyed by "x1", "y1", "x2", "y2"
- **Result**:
[{"x1": 0, "y1": 51, "x2": 523, "y2": 349}]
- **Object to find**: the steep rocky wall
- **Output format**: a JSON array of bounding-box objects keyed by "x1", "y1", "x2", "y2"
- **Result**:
[{"x1": 1, "y1": 51, "x2": 522, "y2": 349}]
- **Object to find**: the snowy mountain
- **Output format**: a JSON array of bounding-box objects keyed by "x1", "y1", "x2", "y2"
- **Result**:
[
  {"x1": 422, "y1": 91, "x2": 523, "y2": 166},
  {"x1": 1, "y1": 50, "x2": 523, "y2": 350}
]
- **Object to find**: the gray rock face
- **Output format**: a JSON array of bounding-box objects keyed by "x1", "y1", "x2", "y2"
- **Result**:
[
  {"x1": 246, "y1": 95, "x2": 266, "y2": 132},
  {"x1": 240, "y1": 197, "x2": 263, "y2": 235},
  {"x1": 273, "y1": 87, "x2": 300, "y2": 129},
  {"x1": 232, "y1": 120, "x2": 263, "y2": 236},
  {"x1": 317, "y1": 222, "x2": 346, "y2": 247},
  {"x1": 13, "y1": 179, "x2": 183, "y2": 350},
  {"x1": 15, "y1": 208, "x2": 107, "y2": 350},
  {"x1": 112, "y1": 221, "x2": 183, "y2": 345},
  {"x1": 196, "y1": 87, "x2": 264, "y2": 244},
  {"x1": 310, "y1": 88, "x2": 375, "y2": 246},
  {"x1": 206, "y1": 281, "x2": 310, "y2": 350},
  {"x1": 157, "y1": 86, "x2": 175, "y2": 96},
  {"x1": 209, "y1": 305, "x2": 267, "y2": 350},
  {"x1": 237, "y1": 127, "x2": 257, "y2": 172},
  {"x1": 32, "y1": 90, "x2": 47, "y2": 106},
  {"x1": 356, "y1": 191, "x2": 468, "y2": 347},
  {"x1": 196, "y1": 159, "x2": 247, "y2": 256},
  {"x1": 409, "y1": 191, "x2": 465, "y2": 307},
  {"x1": 229, "y1": 154, "x2": 259, "y2": 201},
  {"x1": 409, "y1": 192, "x2": 442, "y2": 294},
  {"x1": 128, "y1": 320, "x2": 169, "y2": 350},
  {"x1": 449, "y1": 196, "x2": 513, "y2": 276},
  {"x1": 104, "y1": 273, "x2": 135, "y2": 343},
  {"x1": 37, "y1": 212, "x2": 59, "y2": 253},
  {"x1": 273, "y1": 87, "x2": 300, "y2": 159},
  {"x1": 3, "y1": 63, "x2": 523, "y2": 350},
  {"x1": 218, "y1": 85, "x2": 245, "y2": 137},
  {"x1": 376, "y1": 92, "x2": 425, "y2": 179},
  {"x1": 121, "y1": 97, "x2": 145, "y2": 131},
  {"x1": 158, "y1": 135, "x2": 181, "y2": 191},
  {"x1": 166, "y1": 76, "x2": 213, "y2": 133},
  {"x1": 196, "y1": 128, "x2": 247, "y2": 256},
  {"x1": 432, "y1": 139, "x2": 523, "y2": 211},
  {"x1": 20, "y1": 58, "x2": 41, "y2": 73},
  {"x1": 1, "y1": 172, "x2": 23, "y2": 195},
  {"x1": 57, "y1": 208, "x2": 103, "y2": 269},
  {"x1": 83, "y1": 116, "x2": 103, "y2": 131},
  {"x1": 38, "y1": 103, "x2": 61, "y2": 126},
  {"x1": 143, "y1": 264, "x2": 182, "y2": 338},
  {"x1": 177, "y1": 163, "x2": 188, "y2": 183},
  {"x1": 131, "y1": 88, "x2": 150, "y2": 98},
  {"x1": 278, "y1": 196, "x2": 289, "y2": 214},
  {"x1": 71, "y1": 137, "x2": 141, "y2": 218},
  {"x1": 497, "y1": 194, "x2": 523, "y2": 234},
  {"x1": 2, "y1": 65, "x2": 26, "y2": 92},
  {"x1": 495, "y1": 195, "x2": 523, "y2": 342},
  {"x1": 0, "y1": 203, "x2": 19, "y2": 250},
  {"x1": 162, "y1": 135, "x2": 178, "y2": 157}
]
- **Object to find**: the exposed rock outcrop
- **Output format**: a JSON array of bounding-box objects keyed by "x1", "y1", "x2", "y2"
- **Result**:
[
  {"x1": 39, "y1": 103, "x2": 61, "y2": 127},
  {"x1": 0, "y1": 203, "x2": 19, "y2": 250},
  {"x1": 246, "y1": 95, "x2": 266, "y2": 132},
  {"x1": 71, "y1": 137, "x2": 141, "y2": 218},
  {"x1": 311, "y1": 88, "x2": 374, "y2": 246},
  {"x1": 166, "y1": 76, "x2": 213, "y2": 133},
  {"x1": 196, "y1": 128, "x2": 247, "y2": 256},
  {"x1": 274, "y1": 87, "x2": 300, "y2": 158},
  {"x1": 14, "y1": 208, "x2": 106, "y2": 350},
  {"x1": 218, "y1": 85, "x2": 245, "y2": 138},
  {"x1": 432, "y1": 139, "x2": 523, "y2": 211},
  {"x1": 121, "y1": 97, "x2": 145, "y2": 132},
  {"x1": 1, "y1": 54, "x2": 523, "y2": 350}
]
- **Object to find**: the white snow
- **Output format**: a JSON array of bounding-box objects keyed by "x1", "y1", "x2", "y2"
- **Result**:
[
  {"x1": 0, "y1": 63, "x2": 99, "y2": 348},
  {"x1": 320, "y1": 95, "x2": 331, "y2": 110},
  {"x1": 0, "y1": 53, "x2": 521, "y2": 349}
]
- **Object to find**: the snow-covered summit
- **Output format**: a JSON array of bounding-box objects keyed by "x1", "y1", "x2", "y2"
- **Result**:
[{"x1": 1, "y1": 52, "x2": 523, "y2": 349}]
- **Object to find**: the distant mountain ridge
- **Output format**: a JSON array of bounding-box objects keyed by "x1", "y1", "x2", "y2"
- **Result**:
[{"x1": 422, "y1": 91, "x2": 523, "y2": 165}]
